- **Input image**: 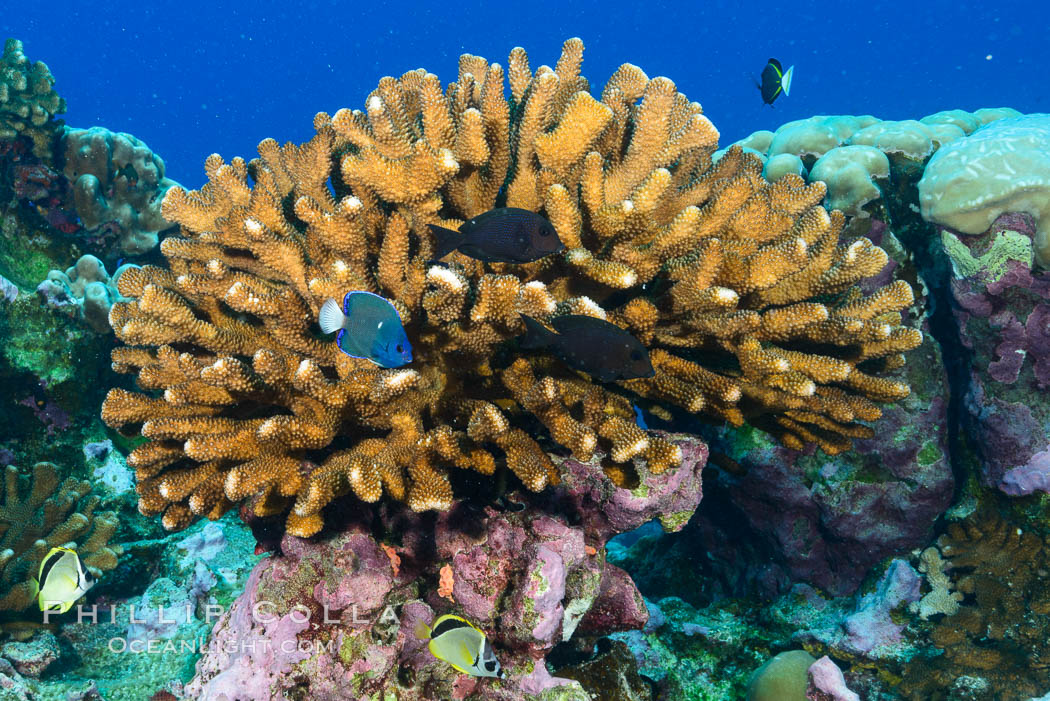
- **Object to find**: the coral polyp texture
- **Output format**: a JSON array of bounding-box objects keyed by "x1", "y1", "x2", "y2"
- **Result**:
[
  {"x1": 59, "y1": 126, "x2": 181, "y2": 256},
  {"x1": 919, "y1": 113, "x2": 1050, "y2": 267},
  {"x1": 101, "y1": 39, "x2": 921, "y2": 537},
  {"x1": 0, "y1": 38, "x2": 65, "y2": 158},
  {"x1": 36, "y1": 254, "x2": 138, "y2": 333},
  {"x1": 0, "y1": 462, "x2": 120, "y2": 612}
]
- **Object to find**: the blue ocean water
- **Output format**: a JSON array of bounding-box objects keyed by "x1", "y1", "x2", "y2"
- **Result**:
[
  {"x1": 6, "y1": 0, "x2": 1047, "y2": 189},
  {"x1": 5, "y1": 2, "x2": 1050, "y2": 698}
]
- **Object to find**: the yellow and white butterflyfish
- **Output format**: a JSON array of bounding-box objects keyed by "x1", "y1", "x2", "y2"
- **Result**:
[
  {"x1": 414, "y1": 614, "x2": 505, "y2": 678},
  {"x1": 36, "y1": 546, "x2": 95, "y2": 614}
]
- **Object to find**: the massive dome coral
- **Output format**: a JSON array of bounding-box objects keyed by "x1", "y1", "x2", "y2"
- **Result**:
[{"x1": 101, "y1": 39, "x2": 922, "y2": 536}]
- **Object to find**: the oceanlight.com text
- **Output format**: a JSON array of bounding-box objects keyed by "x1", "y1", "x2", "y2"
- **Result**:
[{"x1": 107, "y1": 637, "x2": 338, "y2": 655}]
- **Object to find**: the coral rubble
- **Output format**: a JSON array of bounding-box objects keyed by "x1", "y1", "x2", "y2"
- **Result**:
[
  {"x1": 101, "y1": 39, "x2": 922, "y2": 536},
  {"x1": 184, "y1": 432, "x2": 705, "y2": 700}
]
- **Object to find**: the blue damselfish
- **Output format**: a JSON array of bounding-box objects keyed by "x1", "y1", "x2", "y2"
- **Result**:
[{"x1": 318, "y1": 291, "x2": 412, "y2": 368}]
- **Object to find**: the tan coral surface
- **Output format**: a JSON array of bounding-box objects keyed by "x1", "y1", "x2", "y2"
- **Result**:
[{"x1": 102, "y1": 39, "x2": 921, "y2": 536}]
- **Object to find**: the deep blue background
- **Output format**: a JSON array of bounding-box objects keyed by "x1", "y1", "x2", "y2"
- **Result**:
[{"x1": 6, "y1": 1, "x2": 1047, "y2": 190}]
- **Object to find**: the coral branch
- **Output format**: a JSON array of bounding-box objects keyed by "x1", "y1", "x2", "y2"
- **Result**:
[{"x1": 103, "y1": 39, "x2": 921, "y2": 535}]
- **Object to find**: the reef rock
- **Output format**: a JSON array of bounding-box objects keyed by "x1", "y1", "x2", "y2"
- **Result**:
[
  {"x1": 622, "y1": 218, "x2": 953, "y2": 599},
  {"x1": 942, "y1": 212, "x2": 1050, "y2": 495},
  {"x1": 185, "y1": 432, "x2": 706, "y2": 701}
]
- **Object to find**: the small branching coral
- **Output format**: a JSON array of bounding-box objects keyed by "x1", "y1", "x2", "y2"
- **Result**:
[
  {"x1": 901, "y1": 509, "x2": 1050, "y2": 699},
  {"x1": 0, "y1": 462, "x2": 121, "y2": 612},
  {"x1": 101, "y1": 39, "x2": 921, "y2": 536}
]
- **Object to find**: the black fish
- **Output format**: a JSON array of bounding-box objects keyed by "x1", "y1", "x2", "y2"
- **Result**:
[
  {"x1": 245, "y1": 512, "x2": 285, "y2": 557},
  {"x1": 520, "y1": 314, "x2": 655, "y2": 383},
  {"x1": 428, "y1": 208, "x2": 565, "y2": 264},
  {"x1": 116, "y1": 163, "x2": 139, "y2": 184},
  {"x1": 757, "y1": 58, "x2": 794, "y2": 106}
]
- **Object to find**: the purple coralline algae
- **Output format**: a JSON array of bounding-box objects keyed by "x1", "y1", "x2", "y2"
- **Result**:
[
  {"x1": 575, "y1": 563, "x2": 649, "y2": 636},
  {"x1": 177, "y1": 522, "x2": 229, "y2": 567},
  {"x1": 17, "y1": 387, "x2": 70, "y2": 435},
  {"x1": 0, "y1": 658, "x2": 34, "y2": 701},
  {"x1": 0, "y1": 631, "x2": 60, "y2": 678},
  {"x1": 807, "y1": 656, "x2": 861, "y2": 701},
  {"x1": 801, "y1": 558, "x2": 922, "y2": 657},
  {"x1": 184, "y1": 563, "x2": 314, "y2": 700},
  {"x1": 943, "y1": 212, "x2": 1050, "y2": 494},
  {"x1": 0, "y1": 135, "x2": 78, "y2": 235},
  {"x1": 185, "y1": 432, "x2": 706, "y2": 700}
]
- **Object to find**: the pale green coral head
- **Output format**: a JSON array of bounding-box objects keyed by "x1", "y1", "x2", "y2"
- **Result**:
[
  {"x1": 920, "y1": 109, "x2": 983, "y2": 135},
  {"x1": 972, "y1": 106, "x2": 1023, "y2": 126},
  {"x1": 847, "y1": 119, "x2": 960, "y2": 160},
  {"x1": 767, "y1": 115, "x2": 879, "y2": 163},
  {"x1": 763, "y1": 153, "x2": 806, "y2": 182},
  {"x1": 810, "y1": 145, "x2": 889, "y2": 217},
  {"x1": 919, "y1": 113, "x2": 1050, "y2": 267},
  {"x1": 738, "y1": 129, "x2": 774, "y2": 154}
]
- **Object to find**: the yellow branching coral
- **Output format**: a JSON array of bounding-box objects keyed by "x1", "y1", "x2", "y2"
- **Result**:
[
  {"x1": 0, "y1": 462, "x2": 121, "y2": 611},
  {"x1": 102, "y1": 39, "x2": 921, "y2": 536}
]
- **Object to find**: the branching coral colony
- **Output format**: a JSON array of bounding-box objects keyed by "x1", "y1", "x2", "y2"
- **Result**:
[
  {"x1": 0, "y1": 462, "x2": 120, "y2": 612},
  {"x1": 101, "y1": 39, "x2": 922, "y2": 536}
]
